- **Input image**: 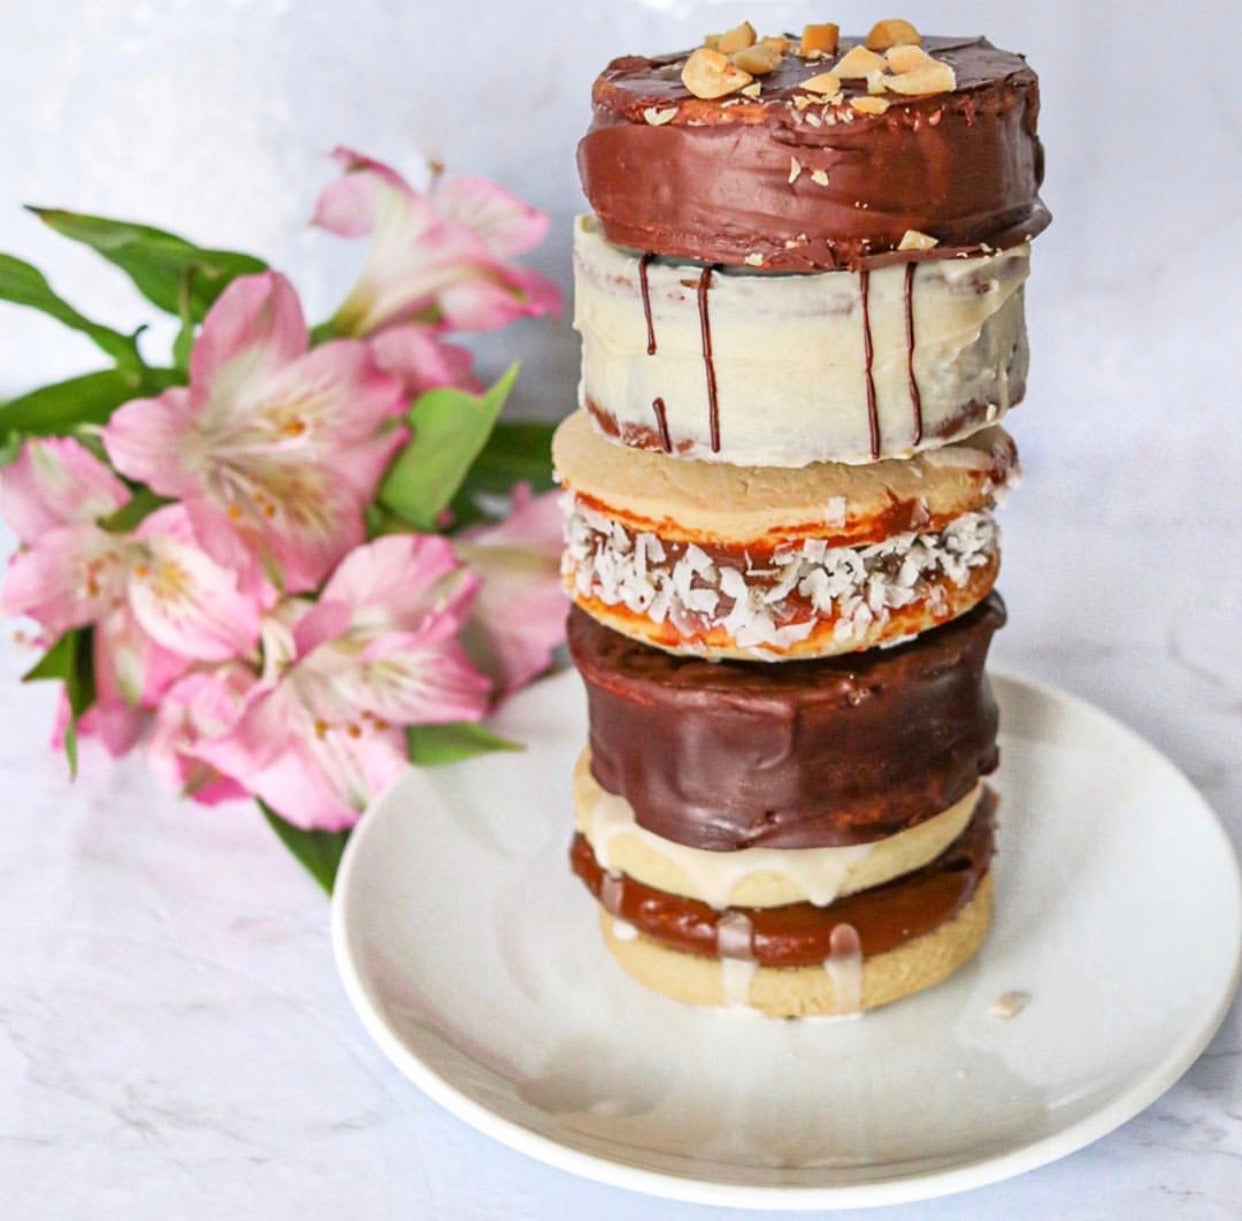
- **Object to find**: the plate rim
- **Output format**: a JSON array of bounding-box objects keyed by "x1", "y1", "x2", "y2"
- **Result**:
[{"x1": 331, "y1": 668, "x2": 1242, "y2": 1211}]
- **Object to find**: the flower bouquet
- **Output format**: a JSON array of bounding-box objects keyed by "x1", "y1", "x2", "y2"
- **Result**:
[{"x1": 0, "y1": 149, "x2": 568, "y2": 891}]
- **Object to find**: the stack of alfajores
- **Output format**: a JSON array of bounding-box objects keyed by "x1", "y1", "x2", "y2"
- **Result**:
[{"x1": 554, "y1": 18, "x2": 1047, "y2": 1018}]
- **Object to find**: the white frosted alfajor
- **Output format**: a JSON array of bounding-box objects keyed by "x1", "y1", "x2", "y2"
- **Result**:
[{"x1": 573, "y1": 214, "x2": 1030, "y2": 467}]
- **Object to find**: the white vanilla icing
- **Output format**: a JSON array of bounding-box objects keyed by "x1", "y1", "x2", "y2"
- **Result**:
[
  {"x1": 824, "y1": 924, "x2": 863, "y2": 1015},
  {"x1": 574, "y1": 214, "x2": 1030, "y2": 466},
  {"x1": 716, "y1": 911, "x2": 757, "y2": 1009}
]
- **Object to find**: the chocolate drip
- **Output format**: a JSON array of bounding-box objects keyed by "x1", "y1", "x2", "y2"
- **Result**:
[
  {"x1": 904, "y1": 261, "x2": 924, "y2": 446},
  {"x1": 860, "y1": 268, "x2": 880, "y2": 460},
  {"x1": 638, "y1": 252, "x2": 657, "y2": 354},
  {"x1": 697, "y1": 265, "x2": 720, "y2": 453},
  {"x1": 568, "y1": 596, "x2": 1006, "y2": 850},
  {"x1": 651, "y1": 397, "x2": 672, "y2": 452},
  {"x1": 571, "y1": 789, "x2": 998, "y2": 967}
]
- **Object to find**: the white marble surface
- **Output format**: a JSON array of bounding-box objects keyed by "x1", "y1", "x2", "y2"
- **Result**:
[{"x1": 1, "y1": 1, "x2": 1240, "y2": 1217}]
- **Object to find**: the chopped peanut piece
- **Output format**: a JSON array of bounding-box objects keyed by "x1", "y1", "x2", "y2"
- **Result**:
[
  {"x1": 681, "y1": 47, "x2": 754, "y2": 99},
  {"x1": 789, "y1": 157, "x2": 803, "y2": 183},
  {"x1": 866, "y1": 69, "x2": 889, "y2": 95},
  {"x1": 884, "y1": 60, "x2": 957, "y2": 95},
  {"x1": 885, "y1": 44, "x2": 931, "y2": 73},
  {"x1": 810, "y1": 169, "x2": 830, "y2": 186},
  {"x1": 850, "y1": 96, "x2": 891, "y2": 115},
  {"x1": 799, "y1": 23, "x2": 840, "y2": 57},
  {"x1": 761, "y1": 35, "x2": 790, "y2": 54},
  {"x1": 642, "y1": 107, "x2": 678, "y2": 126},
  {"x1": 800, "y1": 72, "x2": 842, "y2": 96},
  {"x1": 715, "y1": 21, "x2": 756, "y2": 54},
  {"x1": 832, "y1": 45, "x2": 887, "y2": 78},
  {"x1": 898, "y1": 229, "x2": 939, "y2": 251},
  {"x1": 740, "y1": 81, "x2": 763, "y2": 98},
  {"x1": 865, "y1": 18, "x2": 922, "y2": 50},
  {"x1": 732, "y1": 42, "x2": 782, "y2": 75}
]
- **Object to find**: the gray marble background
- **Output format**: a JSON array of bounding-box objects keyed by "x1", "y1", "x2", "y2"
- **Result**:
[{"x1": 0, "y1": 1, "x2": 1238, "y2": 1217}]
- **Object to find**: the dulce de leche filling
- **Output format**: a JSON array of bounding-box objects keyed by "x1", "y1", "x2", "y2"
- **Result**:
[
  {"x1": 572, "y1": 790, "x2": 997, "y2": 968},
  {"x1": 568, "y1": 595, "x2": 1005, "y2": 850}
]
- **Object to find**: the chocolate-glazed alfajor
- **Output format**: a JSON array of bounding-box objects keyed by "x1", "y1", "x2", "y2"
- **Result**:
[{"x1": 556, "y1": 17, "x2": 1046, "y2": 1018}]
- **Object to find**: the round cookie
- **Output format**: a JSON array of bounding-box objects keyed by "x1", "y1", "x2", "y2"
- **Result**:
[
  {"x1": 568, "y1": 598, "x2": 1004, "y2": 850},
  {"x1": 578, "y1": 35, "x2": 1047, "y2": 273},
  {"x1": 574, "y1": 215, "x2": 1029, "y2": 467},
  {"x1": 573, "y1": 749, "x2": 980, "y2": 909},
  {"x1": 599, "y1": 873, "x2": 994, "y2": 1018},
  {"x1": 555, "y1": 410, "x2": 1018, "y2": 660}
]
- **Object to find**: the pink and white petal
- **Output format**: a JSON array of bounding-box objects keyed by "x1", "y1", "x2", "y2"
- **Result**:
[
  {"x1": 1, "y1": 437, "x2": 131, "y2": 541},
  {"x1": 100, "y1": 386, "x2": 197, "y2": 496},
  {"x1": 127, "y1": 506, "x2": 262, "y2": 661},
  {"x1": 436, "y1": 264, "x2": 563, "y2": 331},
  {"x1": 333, "y1": 630, "x2": 492, "y2": 726},
  {"x1": 316, "y1": 534, "x2": 478, "y2": 636},
  {"x1": 457, "y1": 545, "x2": 567, "y2": 696},
  {"x1": 369, "y1": 325, "x2": 476, "y2": 396},
  {"x1": 95, "y1": 606, "x2": 191, "y2": 709},
  {"x1": 191, "y1": 271, "x2": 308, "y2": 411},
  {"x1": 431, "y1": 176, "x2": 549, "y2": 258},
  {"x1": 461, "y1": 485, "x2": 563, "y2": 555},
  {"x1": 0, "y1": 524, "x2": 125, "y2": 636}
]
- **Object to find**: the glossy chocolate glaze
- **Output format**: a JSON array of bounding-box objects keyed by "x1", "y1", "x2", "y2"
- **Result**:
[
  {"x1": 568, "y1": 595, "x2": 1005, "y2": 850},
  {"x1": 578, "y1": 36, "x2": 1048, "y2": 271},
  {"x1": 571, "y1": 791, "x2": 997, "y2": 967}
]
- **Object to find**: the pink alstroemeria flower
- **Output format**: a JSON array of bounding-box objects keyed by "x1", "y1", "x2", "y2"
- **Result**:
[
  {"x1": 0, "y1": 438, "x2": 263, "y2": 753},
  {"x1": 101, "y1": 271, "x2": 408, "y2": 594},
  {"x1": 457, "y1": 484, "x2": 568, "y2": 698},
  {"x1": 313, "y1": 147, "x2": 561, "y2": 337},
  {"x1": 193, "y1": 534, "x2": 491, "y2": 830}
]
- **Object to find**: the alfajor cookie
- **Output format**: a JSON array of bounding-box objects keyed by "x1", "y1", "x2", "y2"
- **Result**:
[{"x1": 555, "y1": 409, "x2": 1017, "y2": 660}]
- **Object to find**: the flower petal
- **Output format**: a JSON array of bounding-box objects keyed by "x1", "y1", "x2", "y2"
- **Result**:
[
  {"x1": 312, "y1": 147, "x2": 420, "y2": 236},
  {"x1": 457, "y1": 489, "x2": 568, "y2": 695},
  {"x1": 101, "y1": 387, "x2": 197, "y2": 496},
  {"x1": 190, "y1": 271, "x2": 308, "y2": 403},
  {"x1": 0, "y1": 524, "x2": 125, "y2": 636},
  {"x1": 1, "y1": 437, "x2": 131, "y2": 541},
  {"x1": 369, "y1": 324, "x2": 476, "y2": 397},
  {"x1": 435, "y1": 263, "x2": 563, "y2": 331},
  {"x1": 431, "y1": 176, "x2": 550, "y2": 258},
  {"x1": 127, "y1": 505, "x2": 263, "y2": 661}
]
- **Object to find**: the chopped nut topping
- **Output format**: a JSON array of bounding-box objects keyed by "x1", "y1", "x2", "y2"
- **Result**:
[
  {"x1": 732, "y1": 42, "x2": 782, "y2": 75},
  {"x1": 761, "y1": 35, "x2": 790, "y2": 54},
  {"x1": 810, "y1": 169, "x2": 830, "y2": 186},
  {"x1": 740, "y1": 81, "x2": 763, "y2": 98},
  {"x1": 799, "y1": 23, "x2": 840, "y2": 57},
  {"x1": 885, "y1": 59, "x2": 956, "y2": 95},
  {"x1": 865, "y1": 18, "x2": 922, "y2": 50},
  {"x1": 744, "y1": 252, "x2": 764, "y2": 266},
  {"x1": 885, "y1": 43, "x2": 931, "y2": 73},
  {"x1": 804, "y1": 111, "x2": 823, "y2": 127},
  {"x1": 850, "y1": 96, "x2": 891, "y2": 115},
  {"x1": 714, "y1": 21, "x2": 756, "y2": 54},
  {"x1": 792, "y1": 94, "x2": 814, "y2": 110},
  {"x1": 681, "y1": 48, "x2": 754, "y2": 99},
  {"x1": 800, "y1": 71, "x2": 842, "y2": 96},
  {"x1": 832, "y1": 45, "x2": 887, "y2": 78},
  {"x1": 788, "y1": 156, "x2": 803, "y2": 183},
  {"x1": 866, "y1": 69, "x2": 890, "y2": 95},
  {"x1": 642, "y1": 106, "x2": 678, "y2": 126},
  {"x1": 898, "y1": 229, "x2": 939, "y2": 251}
]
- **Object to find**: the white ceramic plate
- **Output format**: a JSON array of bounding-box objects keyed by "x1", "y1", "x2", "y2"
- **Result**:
[{"x1": 332, "y1": 670, "x2": 1241, "y2": 1210}]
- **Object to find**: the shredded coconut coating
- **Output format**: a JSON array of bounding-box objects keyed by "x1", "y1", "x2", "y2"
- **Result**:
[{"x1": 563, "y1": 497, "x2": 999, "y2": 654}]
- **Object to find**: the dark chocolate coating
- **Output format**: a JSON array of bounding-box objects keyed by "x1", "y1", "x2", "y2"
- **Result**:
[
  {"x1": 571, "y1": 790, "x2": 996, "y2": 966},
  {"x1": 578, "y1": 36, "x2": 1048, "y2": 272},
  {"x1": 568, "y1": 595, "x2": 1006, "y2": 850}
]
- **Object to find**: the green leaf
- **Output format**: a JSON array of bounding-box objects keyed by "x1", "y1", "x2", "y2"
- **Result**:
[
  {"x1": 172, "y1": 265, "x2": 197, "y2": 371},
  {"x1": 458, "y1": 419, "x2": 557, "y2": 496},
  {"x1": 28, "y1": 208, "x2": 266, "y2": 321},
  {"x1": 101, "y1": 486, "x2": 169, "y2": 533},
  {"x1": 260, "y1": 801, "x2": 349, "y2": 895},
  {"x1": 379, "y1": 363, "x2": 520, "y2": 531},
  {"x1": 23, "y1": 628, "x2": 96, "y2": 777},
  {"x1": 406, "y1": 721, "x2": 524, "y2": 768},
  {"x1": 0, "y1": 253, "x2": 141, "y2": 366},
  {"x1": 0, "y1": 365, "x2": 182, "y2": 445}
]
